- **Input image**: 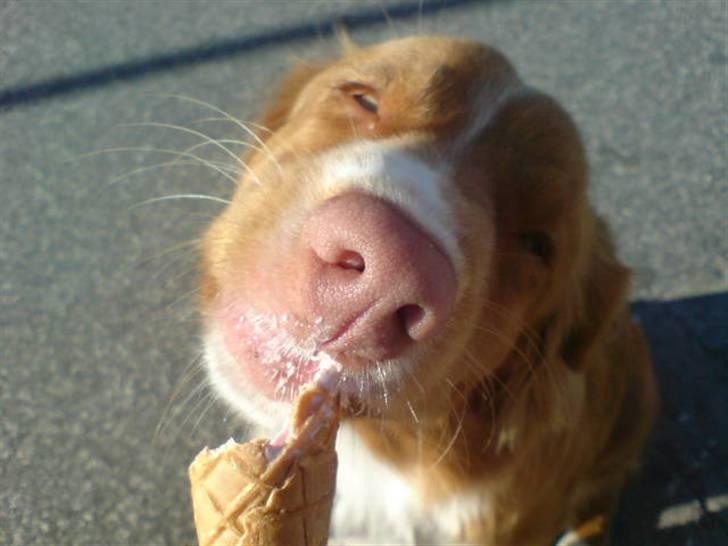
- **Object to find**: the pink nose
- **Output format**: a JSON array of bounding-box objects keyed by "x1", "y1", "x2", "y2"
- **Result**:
[{"x1": 301, "y1": 192, "x2": 456, "y2": 361}]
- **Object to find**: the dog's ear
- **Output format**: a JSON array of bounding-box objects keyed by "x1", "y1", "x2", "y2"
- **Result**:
[{"x1": 548, "y1": 218, "x2": 631, "y2": 371}]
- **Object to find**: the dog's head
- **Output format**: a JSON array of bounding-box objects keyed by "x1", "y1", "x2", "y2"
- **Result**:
[{"x1": 199, "y1": 36, "x2": 629, "y2": 432}]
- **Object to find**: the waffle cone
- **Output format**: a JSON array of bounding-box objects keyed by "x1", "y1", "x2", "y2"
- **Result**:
[{"x1": 189, "y1": 381, "x2": 340, "y2": 546}]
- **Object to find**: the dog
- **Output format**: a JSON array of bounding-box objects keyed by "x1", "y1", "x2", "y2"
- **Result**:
[{"x1": 198, "y1": 35, "x2": 658, "y2": 545}]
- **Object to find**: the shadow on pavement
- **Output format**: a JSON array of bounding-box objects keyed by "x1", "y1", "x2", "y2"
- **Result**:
[
  {"x1": 0, "y1": 0, "x2": 499, "y2": 111},
  {"x1": 614, "y1": 292, "x2": 728, "y2": 544}
]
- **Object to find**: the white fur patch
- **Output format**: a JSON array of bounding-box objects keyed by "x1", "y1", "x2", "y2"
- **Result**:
[
  {"x1": 316, "y1": 140, "x2": 463, "y2": 273},
  {"x1": 332, "y1": 424, "x2": 491, "y2": 545},
  {"x1": 332, "y1": 424, "x2": 419, "y2": 543},
  {"x1": 204, "y1": 328, "x2": 288, "y2": 432},
  {"x1": 428, "y1": 490, "x2": 494, "y2": 542}
]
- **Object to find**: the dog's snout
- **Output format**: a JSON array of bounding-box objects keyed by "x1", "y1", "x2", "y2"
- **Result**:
[{"x1": 301, "y1": 192, "x2": 456, "y2": 360}]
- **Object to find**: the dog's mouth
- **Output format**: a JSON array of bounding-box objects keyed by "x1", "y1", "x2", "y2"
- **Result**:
[
  {"x1": 215, "y1": 304, "x2": 413, "y2": 414},
  {"x1": 220, "y1": 307, "x2": 333, "y2": 402}
]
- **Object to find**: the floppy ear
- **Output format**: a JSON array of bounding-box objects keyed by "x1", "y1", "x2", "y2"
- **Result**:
[{"x1": 550, "y1": 218, "x2": 631, "y2": 371}]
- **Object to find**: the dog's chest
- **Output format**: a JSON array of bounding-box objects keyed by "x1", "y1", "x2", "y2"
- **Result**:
[{"x1": 331, "y1": 424, "x2": 490, "y2": 544}]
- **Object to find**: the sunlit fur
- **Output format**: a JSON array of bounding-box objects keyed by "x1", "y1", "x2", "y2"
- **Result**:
[{"x1": 199, "y1": 36, "x2": 658, "y2": 545}]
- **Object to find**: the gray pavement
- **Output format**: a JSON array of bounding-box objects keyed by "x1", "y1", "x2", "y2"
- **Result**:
[{"x1": 0, "y1": 1, "x2": 726, "y2": 544}]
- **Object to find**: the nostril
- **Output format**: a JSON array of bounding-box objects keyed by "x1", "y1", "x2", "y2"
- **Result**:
[
  {"x1": 334, "y1": 250, "x2": 365, "y2": 272},
  {"x1": 397, "y1": 304, "x2": 427, "y2": 340},
  {"x1": 303, "y1": 193, "x2": 456, "y2": 358}
]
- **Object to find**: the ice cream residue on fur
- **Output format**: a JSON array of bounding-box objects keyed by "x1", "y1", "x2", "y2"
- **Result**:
[
  {"x1": 234, "y1": 310, "x2": 343, "y2": 398},
  {"x1": 238, "y1": 311, "x2": 324, "y2": 365}
]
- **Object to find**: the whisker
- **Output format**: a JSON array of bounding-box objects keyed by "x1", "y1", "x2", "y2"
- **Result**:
[
  {"x1": 245, "y1": 120, "x2": 275, "y2": 136},
  {"x1": 456, "y1": 353, "x2": 510, "y2": 453},
  {"x1": 182, "y1": 137, "x2": 263, "y2": 156},
  {"x1": 165, "y1": 286, "x2": 201, "y2": 314},
  {"x1": 357, "y1": 369, "x2": 367, "y2": 403},
  {"x1": 375, "y1": 362, "x2": 390, "y2": 410},
  {"x1": 158, "y1": 95, "x2": 276, "y2": 145},
  {"x1": 157, "y1": 390, "x2": 219, "y2": 463},
  {"x1": 157, "y1": 377, "x2": 211, "y2": 458},
  {"x1": 151, "y1": 257, "x2": 198, "y2": 294},
  {"x1": 154, "y1": 352, "x2": 205, "y2": 443},
  {"x1": 190, "y1": 395, "x2": 221, "y2": 436},
  {"x1": 130, "y1": 193, "x2": 231, "y2": 209},
  {"x1": 429, "y1": 378, "x2": 468, "y2": 469},
  {"x1": 109, "y1": 158, "x2": 238, "y2": 186},
  {"x1": 136, "y1": 238, "x2": 201, "y2": 268},
  {"x1": 121, "y1": 121, "x2": 244, "y2": 167},
  {"x1": 463, "y1": 309, "x2": 560, "y2": 404},
  {"x1": 174, "y1": 138, "x2": 264, "y2": 185},
  {"x1": 120, "y1": 121, "x2": 265, "y2": 185},
  {"x1": 462, "y1": 347, "x2": 515, "y2": 402},
  {"x1": 175, "y1": 382, "x2": 215, "y2": 435},
  {"x1": 156, "y1": 94, "x2": 284, "y2": 175},
  {"x1": 198, "y1": 117, "x2": 274, "y2": 139},
  {"x1": 466, "y1": 323, "x2": 540, "y2": 386},
  {"x1": 377, "y1": 0, "x2": 401, "y2": 39},
  {"x1": 77, "y1": 146, "x2": 239, "y2": 185},
  {"x1": 345, "y1": 109, "x2": 361, "y2": 141},
  {"x1": 405, "y1": 398, "x2": 420, "y2": 424},
  {"x1": 148, "y1": 256, "x2": 195, "y2": 288},
  {"x1": 401, "y1": 364, "x2": 426, "y2": 396},
  {"x1": 477, "y1": 375, "x2": 499, "y2": 452},
  {"x1": 479, "y1": 299, "x2": 544, "y2": 360},
  {"x1": 472, "y1": 306, "x2": 563, "y2": 406}
]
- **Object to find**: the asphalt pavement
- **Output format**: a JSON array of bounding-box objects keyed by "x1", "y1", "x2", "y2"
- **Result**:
[{"x1": 1, "y1": 1, "x2": 726, "y2": 544}]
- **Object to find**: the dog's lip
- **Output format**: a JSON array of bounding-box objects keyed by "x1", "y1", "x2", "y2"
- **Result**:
[
  {"x1": 217, "y1": 305, "x2": 316, "y2": 401},
  {"x1": 217, "y1": 303, "x2": 373, "y2": 402},
  {"x1": 317, "y1": 305, "x2": 373, "y2": 352},
  {"x1": 318, "y1": 315, "x2": 357, "y2": 347}
]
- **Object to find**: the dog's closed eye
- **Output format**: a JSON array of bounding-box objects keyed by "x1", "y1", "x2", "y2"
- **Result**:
[{"x1": 338, "y1": 82, "x2": 379, "y2": 116}]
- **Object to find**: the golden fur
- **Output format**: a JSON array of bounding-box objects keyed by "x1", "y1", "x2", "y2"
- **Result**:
[{"x1": 200, "y1": 36, "x2": 658, "y2": 545}]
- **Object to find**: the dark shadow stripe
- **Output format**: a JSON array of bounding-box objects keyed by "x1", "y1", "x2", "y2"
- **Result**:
[
  {"x1": 616, "y1": 291, "x2": 728, "y2": 545},
  {"x1": 0, "y1": 0, "x2": 492, "y2": 112}
]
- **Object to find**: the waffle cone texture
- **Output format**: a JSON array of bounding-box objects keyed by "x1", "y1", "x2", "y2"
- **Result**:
[{"x1": 189, "y1": 384, "x2": 340, "y2": 546}]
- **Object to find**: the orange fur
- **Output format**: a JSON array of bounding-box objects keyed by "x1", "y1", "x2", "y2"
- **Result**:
[{"x1": 200, "y1": 36, "x2": 658, "y2": 545}]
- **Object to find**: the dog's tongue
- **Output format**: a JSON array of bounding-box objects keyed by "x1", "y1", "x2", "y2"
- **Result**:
[{"x1": 264, "y1": 357, "x2": 341, "y2": 461}]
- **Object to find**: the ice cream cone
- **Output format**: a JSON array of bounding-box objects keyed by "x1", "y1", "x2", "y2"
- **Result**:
[{"x1": 189, "y1": 374, "x2": 340, "y2": 546}]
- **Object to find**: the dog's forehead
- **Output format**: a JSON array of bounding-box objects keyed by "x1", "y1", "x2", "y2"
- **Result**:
[
  {"x1": 301, "y1": 37, "x2": 516, "y2": 114},
  {"x1": 304, "y1": 37, "x2": 522, "y2": 147},
  {"x1": 351, "y1": 36, "x2": 513, "y2": 82}
]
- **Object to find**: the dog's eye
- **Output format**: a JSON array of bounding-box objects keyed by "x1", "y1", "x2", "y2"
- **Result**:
[
  {"x1": 339, "y1": 82, "x2": 379, "y2": 115},
  {"x1": 520, "y1": 232, "x2": 553, "y2": 263},
  {"x1": 351, "y1": 91, "x2": 379, "y2": 114}
]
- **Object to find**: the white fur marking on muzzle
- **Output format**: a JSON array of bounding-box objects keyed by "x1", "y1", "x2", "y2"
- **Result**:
[{"x1": 316, "y1": 140, "x2": 462, "y2": 273}]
